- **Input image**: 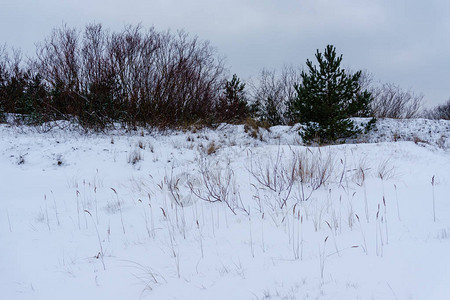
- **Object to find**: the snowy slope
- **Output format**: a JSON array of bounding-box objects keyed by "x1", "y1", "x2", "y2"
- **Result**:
[{"x1": 0, "y1": 118, "x2": 449, "y2": 299}]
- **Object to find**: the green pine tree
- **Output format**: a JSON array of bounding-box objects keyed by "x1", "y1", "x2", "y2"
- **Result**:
[
  {"x1": 293, "y1": 45, "x2": 372, "y2": 144},
  {"x1": 261, "y1": 96, "x2": 282, "y2": 125},
  {"x1": 218, "y1": 74, "x2": 249, "y2": 123}
]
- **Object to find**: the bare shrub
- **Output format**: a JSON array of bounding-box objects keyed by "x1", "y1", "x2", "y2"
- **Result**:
[
  {"x1": 0, "y1": 45, "x2": 13, "y2": 118},
  {"x1": 0, "y1": 46, "x2": 51, "y2": 124},
  {"x1": 107, "y1": 25, "x2": 161, "y2": 126},
  {"x1": 248, "y1": 147, "x2": 296, "y2": 208},
  {"x1": 30, "y1": 23, "x2": 226, "y2": 129},
  {"x1": 165, "y1": 171, "x2": 199, "y2": 207},
  {"x1": 357, "y1": 70, "x2": 374, "y2": 93},
  {"x1": 106, "y1": 25, "x2": 226, "y2": 127},
  {"x1": 148, "y1": 30, "x2": 225, "y2": 127},
  {"x1": 370, "y1": 83, "x2": 423, "y2": 118},
  {"x1": 425, "y1": 98, "x2": 450, "y2": 120},
  {"x1": 35, "y1": 24, "x2": 82, "y2": 119},
  {"x1": 35, "y1": 25, "x2": 80, "y2": 89},
  {"x1": 248, "y1": 147, "x2": 337, "y2": 209},
  {"x1": 80, "y1": 23, "x2": 121, "y2": 127},
  {"x1": 189, "y1": 158, "x2": 242, "y2": 214},
  {"x1": 251, "y1": 65, "x2": 302, "y2": 125},
  {"x1": 0, "y1": 44, "x2": 6, "y2": 74}
]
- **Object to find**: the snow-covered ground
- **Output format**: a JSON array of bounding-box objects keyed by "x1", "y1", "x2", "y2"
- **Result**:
[{"x1": 1, "y1": 118, "x2": 449, "y2": 299}]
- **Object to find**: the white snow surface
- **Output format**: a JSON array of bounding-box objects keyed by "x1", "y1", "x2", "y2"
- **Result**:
[{"x1": 0, "y1": 118, "x2": 449, "y2": 299}]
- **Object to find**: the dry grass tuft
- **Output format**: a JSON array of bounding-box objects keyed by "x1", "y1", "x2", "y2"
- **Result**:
[
  {"x1": 243, "y1": 117, "x2": 270, "y2": 139},
  {"x1": 377, "y1": 159, "x2": 395, "y2": 180},
  {"x1": 128, "y1": 149, "x2": 143, "y2": 164},
  {"x1": 206, "y1": 141, "x2": 218, "y2": 155}
]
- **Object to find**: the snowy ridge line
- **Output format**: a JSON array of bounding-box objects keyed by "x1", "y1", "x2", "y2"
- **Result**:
[
  {"x1": 1, "y1": 117, "x2": 449, "y2": 150},
  {"x1": 352, "y1": 117, "x2": 450, "y2": 149}
]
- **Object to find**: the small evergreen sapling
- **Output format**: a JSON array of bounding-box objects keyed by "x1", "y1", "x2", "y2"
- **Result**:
[
  {"x1": 293, "y1": 45, "x2": 372, "y2": 144},
  {"x1": 217, "y1": 74, "x2": 249, "y2": 123}
]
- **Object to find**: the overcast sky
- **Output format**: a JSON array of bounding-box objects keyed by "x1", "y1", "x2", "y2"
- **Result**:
[{"x1": 1, "y1": 0, "x2": 449, "y2": 107}]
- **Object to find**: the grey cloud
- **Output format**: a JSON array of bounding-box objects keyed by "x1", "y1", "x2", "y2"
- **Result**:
[{"x1": 0, "y1": 0, "x2": 448, "y2": 106}]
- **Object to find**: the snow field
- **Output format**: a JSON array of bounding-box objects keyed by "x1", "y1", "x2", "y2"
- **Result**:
[{"x1": 0, "y1": 119, "x2": 449, "y2": 299}]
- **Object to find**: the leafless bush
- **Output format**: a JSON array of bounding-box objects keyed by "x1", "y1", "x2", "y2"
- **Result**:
[
  {"x1": 370, "y1": 83, "x2": 423, "y2": 118},
  {"x1": 251, "y1": 65, "x2": 302, "y2": 125},
  {"x1": 3, "y1": 47, "x2": 25, "y2": 81},
  {"x1": 165, "y1": 170, "x2": 199, "y2": 207},
  {"x1": 30, "y1": 23, "x2": 226, "y2": 129},
  {"x1": 424, "y1": 98, "x2": 450, "y2": 120},
  {"x1": 107, "y1": 24, "x2": 161, "y2": 125},
  {"x1": 189, "y1": 158, "x2": 242, "y2": 214},
  {"x1": 0, "y1": 45, "x2": 10, "y2": 119},
  {"x1": 0, "y1": 46, "x2": 53, "y2": 123},
  {"x1": 79, "y1": 24, "x2": 121, "y2": 127},
  {"x1": 248, "y1": 147, "x2": 296, "y2": 208},
  {"x1": 81, "y1": 24, "x2": 110, "y2": 88},
  {"x1": 147, "y1": 29, "x2": 225, "y2": 127},
  {"x1": 249, "y1": 147, "x2": 338, "y2": 208},
  {"x1": 35, "y1": 24, "x2": 81, "y2": 119},
  {"x1": 0, "y1": 44, "x2": 6, "y2": 74},
  {"x1": 357, "y1": 70, "x2": 374, "y2": 92},
  {"x1": 35, "y1": 25, "x2": 80, "y2": 88}
]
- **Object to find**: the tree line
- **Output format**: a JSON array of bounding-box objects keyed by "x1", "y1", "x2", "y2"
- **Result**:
[
  {"x1": 0, "y1": 24, "x2": 226, "y2": 128},
  {"x1": 0, "y1": 23, "x2": 448, "y2": 142}
]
